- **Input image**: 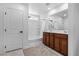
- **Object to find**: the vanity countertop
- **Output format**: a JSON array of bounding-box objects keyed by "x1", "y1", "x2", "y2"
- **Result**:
[{"x1": 44, "y1": 30, "x2": 68, "y2": 34}]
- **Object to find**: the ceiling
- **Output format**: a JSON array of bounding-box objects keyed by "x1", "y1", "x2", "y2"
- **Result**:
[
  {"x1": 29, "y1": 3, "x2": 64, "y2": 15},
  {"x1": 52, "y1": 9, "x2": 68, "y2": 19}
]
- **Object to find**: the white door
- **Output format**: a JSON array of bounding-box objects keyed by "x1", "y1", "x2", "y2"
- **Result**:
[
  {"x1": 4, "y1": 9, "x2": 23, "y2": 51},
  {"x1": 0, "y1": 8, "x2": 4, "y2": 53}
]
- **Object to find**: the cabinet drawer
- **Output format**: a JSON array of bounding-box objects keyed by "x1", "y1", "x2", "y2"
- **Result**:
[{"x1": 54, "y1": 33, "x2": 68, "y2": 39}]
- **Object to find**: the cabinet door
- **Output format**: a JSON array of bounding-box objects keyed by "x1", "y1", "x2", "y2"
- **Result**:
[
  {"x1": 54, "y1": 37, "x2": 60, "y2": 52},
  {"x1": 45, "y1": 32, "x2": 50, "y2": 46},
  {"x1": 50, "y1": 33, "x2": 54, "y2": 48},
  {"x1": 60, "y1": 38, "x2": 68, "y2": 56},
  {"x1": 43, "y1": 32, "x2": 46, "y2": 44}
]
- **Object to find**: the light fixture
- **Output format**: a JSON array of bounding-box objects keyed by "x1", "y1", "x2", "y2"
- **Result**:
[
  {"x1": 48, "y1": 8, "x2": 51, "y2": 10},
  {"x1": 64, "y1": 14, "x2": 66, "y2": 16}
]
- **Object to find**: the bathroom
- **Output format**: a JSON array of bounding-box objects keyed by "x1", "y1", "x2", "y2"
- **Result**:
[{"x1": 0, "y1": 3, "x2": 79, "y2": 56}]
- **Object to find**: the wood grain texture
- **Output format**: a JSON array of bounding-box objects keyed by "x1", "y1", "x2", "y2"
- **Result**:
[{"x1": 43, "y1": 32, "x2": 68, "y2": 56}]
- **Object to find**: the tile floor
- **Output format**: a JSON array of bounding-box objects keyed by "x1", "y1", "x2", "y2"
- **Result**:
[{"x1": 0, "y1": 41, "x2": 63, "y2": 56}]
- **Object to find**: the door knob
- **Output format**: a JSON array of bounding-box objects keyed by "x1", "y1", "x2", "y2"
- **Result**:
[{"x1": 20, "y1": 31, "x2": 23, "y2": 33}]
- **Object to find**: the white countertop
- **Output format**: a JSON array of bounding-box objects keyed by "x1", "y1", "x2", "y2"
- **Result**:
[{"x1": 44, "y1": 30, "x2": 68, "y2": 34}]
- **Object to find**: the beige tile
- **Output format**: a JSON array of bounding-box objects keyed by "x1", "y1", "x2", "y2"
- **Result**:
[{"x1": 23, "y1": 42, "x2": 63, "y2": 56}]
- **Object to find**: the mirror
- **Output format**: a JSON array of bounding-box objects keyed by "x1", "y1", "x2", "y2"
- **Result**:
[{"x1": 44, "y1": 10, "x2": 68, "y2": 31}]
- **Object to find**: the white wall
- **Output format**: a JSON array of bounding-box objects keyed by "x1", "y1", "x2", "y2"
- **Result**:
[
  {"x1": 68, "y1": 3, "x2": 79, "y2": 56},
  {"x1": 0, "y1": 3, "x2": 28, "y2": 49},
  {"x1": 64, "y1": 18, "x2": 68, "y2": 31}
]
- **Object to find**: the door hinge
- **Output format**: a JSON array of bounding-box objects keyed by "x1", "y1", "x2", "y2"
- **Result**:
[
  {"x1": 5, "y1": 12, "x2": 6, "y2": 15},
  {"x1": 5, "y1": 29, "x2": 7, "y2": 32},
  {"x1": 5, "y1": 45, "x2": 6, "y2": 48}
]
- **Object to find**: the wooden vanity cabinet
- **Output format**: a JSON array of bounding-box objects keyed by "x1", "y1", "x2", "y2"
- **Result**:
[
  {"x1": 60, "y1": 34, "x2": 68, "y2": 56},
  {"x1": 43, "y1": 32, "x2": 46, "y2": 44},
  {"x1": 54, "y1": 35, "x2": 60, "y2": 52},
  {"x1": 43, "y1": 32, "x2": 68, "y2": 56},
  {"x1": 54, "y1": 33, "x2": 68, "y2": 56},
  {"x1": 49, "y1": 33, "x2": 54, "y2": 49},
  {"x1": 43, "y1": 32, "x2": 50, "y2": 46}
]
